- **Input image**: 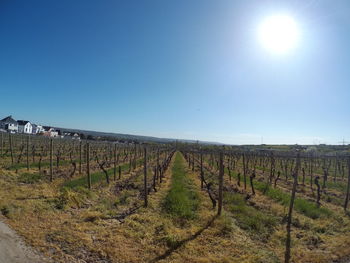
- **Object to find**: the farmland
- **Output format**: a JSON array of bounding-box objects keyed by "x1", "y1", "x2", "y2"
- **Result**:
[{"x1": 0, "y1": 133, "x2": 350, "y2": 263}]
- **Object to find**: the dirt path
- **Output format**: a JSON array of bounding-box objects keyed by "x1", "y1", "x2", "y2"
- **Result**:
[{"x1": 0, "y1": 219, "x2": 46, "y2": 263}]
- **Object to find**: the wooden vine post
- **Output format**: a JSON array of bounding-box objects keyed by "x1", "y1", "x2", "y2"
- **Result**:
[
  {"x1": 344, "y1": 156, "x2": 350, "y2": 211},
  {"x1": 9, "y1": 133, "x2": 14, "y2": 164},
  {"x1": 144, "y1": 147, "x2": 148, "y2": 207},
  {"x1": 113, "y1": 144, "x2": 117, "y2": 181},
  {"x1": 269, "y1": 153, "x2": 274, "y2": 185},
  {"x1": 87, "y1": 143, "x2": 91, "y2": 189},
  {"x1": 310, "y1": 154, "x2": 314, "y2": 192},
  {"x1": 284, "y1": 152, "x2": 300, "y2": 263},
  {"x1": 200, "y1": 151, "x2": 204, "y2": 189},
  {"x1": 133, "y1": 145, "x2": 137, "y2": 170},
  {"x1": 157, "y1": 149, "x2": 160, "y2": 183},
  {"x1": 50, "y1": 138, "x2": 53, "y2": 182},
  {"x1": 0, "y1": 132, "x2": 3, "y2": 157},
  {"x1": 218, "y1": 151, "x2": 224, "y2": 216},
  {"x1": 153, "y1": 166, "x2": 157, "y2": 191},
  {"x1": 242, "y1": 153, "x2": 247, "y2": 190},
  {"x1": 26, "y1": 135, "x2": 30, "y2": 171},
  {"x1": 192, "y1": 151, "x2": 195, "y2": 171},
  {"x1": 79, "y1": 140, "x2": 82, "y2": 174},
  {"x1": 155, "y1": 149, "x2": 159, "y2": 182},
  {"x1": 250, "y1": 171, "x2": 256, "y2": 195},
  {"x1": 315, "y1": 176, "x2": 321, "y2": 207}
]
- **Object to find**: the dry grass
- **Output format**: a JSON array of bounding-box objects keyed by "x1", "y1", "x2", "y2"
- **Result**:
[{"x1": 0, "y1": 153, "x2": 350, "y2": 263}]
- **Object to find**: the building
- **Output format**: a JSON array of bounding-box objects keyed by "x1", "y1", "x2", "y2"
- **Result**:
[
  {"x1": 72, "y1": 133, "x2": 81, "y2": 140},
  {"x1": 43, "y1": 126, "x2": 59, "y2": 137},
  {"x1": 17, "y1": 120, "x2": 33, "y2": 134},
  {"x1": 32, "y1": 124, "x2": 44, "y2": 134},
  {"x1": 0, "y1": 116, "x2": 18, "y2": 133},
  {"x1": 32, "y1": 124, "x2": 38, "y2": 134},
  {"x1": 37, "y1": 125, "x2": 45, "y2": 134},
  {"x1": 32, "y1": 124, "x2": 45, "y2": 134},
  {"x1": 57, "y1": 129, "x2": 63, "y2": 138},
  {"x1": 63, "y1": 131, "x2": 81, "y2": 140}
]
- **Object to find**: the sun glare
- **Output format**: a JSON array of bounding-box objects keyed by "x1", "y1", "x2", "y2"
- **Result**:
[{"x1": 258, "y1": 15, "x2": 299, "y2": 54}]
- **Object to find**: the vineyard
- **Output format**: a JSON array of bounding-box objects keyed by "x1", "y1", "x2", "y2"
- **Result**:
[{"x1": 0, "y1": 133, "x2": 350, "y2": 263}]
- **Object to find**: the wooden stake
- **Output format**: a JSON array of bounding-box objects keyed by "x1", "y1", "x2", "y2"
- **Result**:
[
  {"x1": 218, "y1": 151, "x2": 224, "y2": 216},
  {"x1": 0, "y1": 132, "x2": 3, "y2": 157},
  {"x1": 344, "y1": 157, "x2": 350, "y2": 211},
  {"x1": 200, "y1": 152, "x2": 204, "y2": 189},
  {"x1": 113, "y1": 144, "x2": 117, "y2": 181},
  {"x1": 9, "y1": 133, "x2": 14, "y2": 165},
  {"x1": 285, "y1": 152, "x2": 300, "y2": 263},
  {"x1": 243, "y1": 153, "x2": 247, "y2": 190},
  {"x1": 144, "y1": 147, "x2": 148, "y2": 207},
  {"x1": 87, "y1": 143, "x2": 91, "y2": 189},
  {"x1": 50, "y1": 139, "x2": 53, "y2": 182},
  {"x1": 79, "y1": 141, "x2": 82, "y2": 174},
  {"x1": 26, "y1": 135, "x2": 30, "y2": 171}
]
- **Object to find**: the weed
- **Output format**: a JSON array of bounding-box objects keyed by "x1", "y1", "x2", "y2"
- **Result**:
[
  {"x1": 228, "y1": 170, "x2": 332, "y2": 219},
  {"x1": 224, "y1": 192, "x2": 277, "y2": 240},
  {"x1": 217, "y1": 213, "x2": 234, "y2": 236},
  {"x1": 18, "y1": 172, "x2": 42, "y2": 184}
]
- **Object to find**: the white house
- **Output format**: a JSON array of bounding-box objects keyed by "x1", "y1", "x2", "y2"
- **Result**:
[
  {"x1": 72, "y1": 133, "x2": 81, "y2": 140},
  {"x1": 17, "y1": 120, "x2": 33, "y2": 134},
  {"x1": 43, "y1": 126, "x2": 59, "y2": 137},
  {"x1": 0, "y1": 116, "x2": 18, "y2": 133},
  {"x1": 63, "y1": 132, "x2": 81, "y2": 140},
  {"x1": 32, "y1": 124, "x2": 38, "y2": 134},
  {"x1": 32, "y1": 124, "x2": 44, "y2": 134}
]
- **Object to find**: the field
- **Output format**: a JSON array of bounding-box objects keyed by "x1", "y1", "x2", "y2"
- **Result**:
[{"x1": 0, "y1": 133, "x2": 350, "y2": 263}]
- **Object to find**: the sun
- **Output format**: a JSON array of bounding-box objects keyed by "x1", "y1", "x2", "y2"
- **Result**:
[{"x1": 258, "y1": 15, "x2": 299, "y2": 54}]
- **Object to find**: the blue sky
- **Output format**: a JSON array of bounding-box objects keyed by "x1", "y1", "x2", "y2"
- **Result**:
[{"x1": 0, "y1": 0, "x2": 349, "y2": 144}]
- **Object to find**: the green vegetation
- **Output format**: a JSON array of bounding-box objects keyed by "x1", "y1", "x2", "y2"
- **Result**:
[
  {"x1": 63, "y1": 159, "x2": 142, "y2": 189},
  {"x1": 224, "y1": 192, "x2": 277, "y2": 239},
  {"x1": 1, "y1": 138, "x2": 350, "y2": 263},
  {"x1": 8, "y1": 159, "x2": 73, "y2": 170},
  {"x1": 18, "y1": 172, "x2": 43, "y2": 184},
  {"x1": 226, "y1": 169, "x2": 332, "y2": 219},
  {"x1": 52, "y1": 186, "x2": 94, "y2": 210},
  {"x1": 254, "y1": 165, "x2": 348, "y2": 193},
  {"x1": 163, "y1": 152, "x2": 199, "y2": 220},
  {"x1": 256, "y1": 184, "x2": 332, "y2": 219},
  {"x1": 63, "y1": 168, "x2": 115, "y2": 189}
]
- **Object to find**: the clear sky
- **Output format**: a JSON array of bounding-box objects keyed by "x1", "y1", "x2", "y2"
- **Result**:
[{"x1": 1, "y1": 0, "x2": 349, "y2": 144}]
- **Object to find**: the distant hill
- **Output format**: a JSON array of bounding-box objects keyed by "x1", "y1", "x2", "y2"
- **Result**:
[{"x1": 54, "y1": 126, "x2": 221, "y2": 145}]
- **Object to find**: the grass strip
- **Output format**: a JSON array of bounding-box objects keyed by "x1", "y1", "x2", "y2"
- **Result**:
[{"x1": 163, "y1": 152, "x2": 199, "y2": 220}]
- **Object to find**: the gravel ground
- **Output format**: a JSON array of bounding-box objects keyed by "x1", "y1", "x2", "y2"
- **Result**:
[{"x1": 0, "y1": 219, "x2": 47, "y2": 263}]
